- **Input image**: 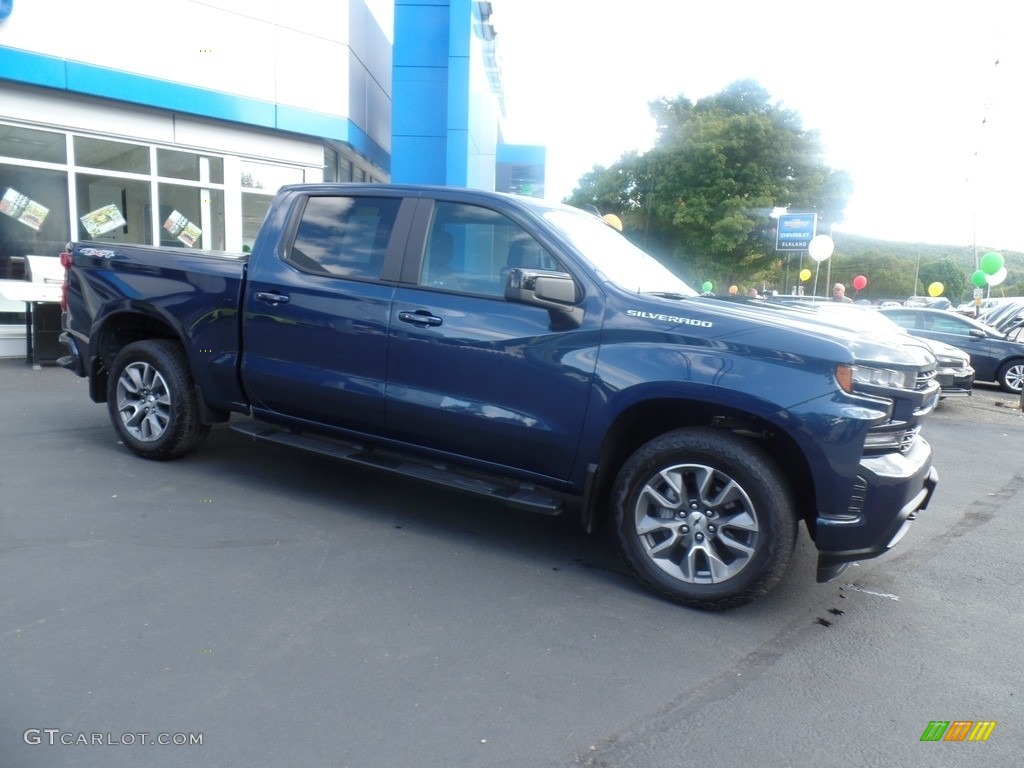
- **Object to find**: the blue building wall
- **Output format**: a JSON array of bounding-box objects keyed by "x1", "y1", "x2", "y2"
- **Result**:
[{"x1": 393, "y1": 0, "x2": 466, "y2": 185}]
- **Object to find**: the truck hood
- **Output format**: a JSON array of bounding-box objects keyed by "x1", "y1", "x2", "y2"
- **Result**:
[{"x1": 629, "y1": 294, "x2": 936, "y2": 371}]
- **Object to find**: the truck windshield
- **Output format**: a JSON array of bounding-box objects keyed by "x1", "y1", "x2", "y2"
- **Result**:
[{"x1": 542, "y1": 208, "x2": 697, "y2": 297}]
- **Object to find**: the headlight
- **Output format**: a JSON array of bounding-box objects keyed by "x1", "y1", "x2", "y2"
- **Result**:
[{"x1": 851, "y1": 365, "x2": 916, "y2": 390}]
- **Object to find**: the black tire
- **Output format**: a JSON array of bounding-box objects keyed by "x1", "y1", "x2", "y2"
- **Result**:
[
  {"x1": 996, "y1": 359, "x2": 1024, "y2": 393},
  {"x1": 612, "y1": 428, "x2": 797, "y2": 610},
  {"x1": 106, "y1": 340, "x2": 211, "y2": 460}
]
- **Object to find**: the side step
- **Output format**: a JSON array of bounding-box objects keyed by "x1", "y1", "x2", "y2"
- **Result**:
[{"x1": 230, "y1": 421, "x2": 566, "y2": 515}]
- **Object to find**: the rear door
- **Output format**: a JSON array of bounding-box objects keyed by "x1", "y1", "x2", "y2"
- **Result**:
[
  {"x1": 384, "y1": 196, "x2": 602, "y2": 483},
  {"x1": 241, "y1": 191, "x2": 412, "y2": 434}
]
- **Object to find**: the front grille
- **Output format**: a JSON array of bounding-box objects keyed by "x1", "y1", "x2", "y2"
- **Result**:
[
  {"x1": 916, "y1": 367, "x2": 937, "y2": 391},
  {"x1": 898, "y1": 427, "x2": 919, "y2": 454}
]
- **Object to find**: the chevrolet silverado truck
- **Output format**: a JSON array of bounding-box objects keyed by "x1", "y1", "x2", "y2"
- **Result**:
[{"x1": 58, "y1": 183, "x2": 939, "y2": 609}]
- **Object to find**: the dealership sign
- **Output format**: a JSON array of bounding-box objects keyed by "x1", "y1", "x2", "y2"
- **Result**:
[{"x1": 776, "y1": 213, "x2": 817, "y2": 251}]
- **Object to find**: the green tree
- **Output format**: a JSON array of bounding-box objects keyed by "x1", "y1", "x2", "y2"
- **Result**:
[
  {"x1": 917, "y1": 257, "x2": 968, "y2": 301},
  {"x1": 566, "y1": 81, "x2": 851, "y2": 289}
]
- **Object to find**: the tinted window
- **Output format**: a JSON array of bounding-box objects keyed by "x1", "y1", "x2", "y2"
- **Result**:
[
  {"x1": 929, "y1": 314, "x2": 973, "y2": 335},
  {"x1": 422, "y1": 201, "x2": 558, "y2": 296},
  {"x1": 881, "y1": 310, "x2": 915, "y2": 329},
  {"x1": 287, "y1": 196, "x2": 400, "y2": 280}
]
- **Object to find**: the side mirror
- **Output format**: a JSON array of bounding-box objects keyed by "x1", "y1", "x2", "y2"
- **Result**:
[{"x1": 505, "y1": 268, "x2": 583, "y2": 326}]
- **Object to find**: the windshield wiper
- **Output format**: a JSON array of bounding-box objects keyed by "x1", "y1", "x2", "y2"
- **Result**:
[{"x1": 642, "y1": 291, "x2": 692, "y2": 300}]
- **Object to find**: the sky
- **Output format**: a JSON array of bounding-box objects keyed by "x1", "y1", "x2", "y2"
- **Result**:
[{"x1": 493, "y1": 0, "x2": 1024, "y2": 253}]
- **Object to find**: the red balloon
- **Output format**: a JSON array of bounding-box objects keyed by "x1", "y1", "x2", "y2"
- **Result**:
[{"x1": 852, "y1": 275, "x2": 867, "y2": 291}]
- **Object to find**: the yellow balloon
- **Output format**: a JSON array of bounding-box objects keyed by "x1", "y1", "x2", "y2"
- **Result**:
[
  {"x1": 799, "y1": 268, "x2": 811, "y2": 282},
  {"x1": 602, "y1": 213, "x2": 623, "y2": 231},
  {"x1": 928, "y1": 281, "x2": 944, "y2": 297}
]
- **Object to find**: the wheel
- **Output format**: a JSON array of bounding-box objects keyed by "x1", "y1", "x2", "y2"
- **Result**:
[
  {"x1": 107, "y1": 340, "x2": 210, "y2": 460},
  {"x1": 612, "y1": 428, "x2": 797, "y2": 610},
  {"x1": 997, "y1": 359, "x2": 1024, "y2": 393}
]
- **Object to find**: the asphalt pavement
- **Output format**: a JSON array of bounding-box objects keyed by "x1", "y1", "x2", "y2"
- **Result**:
[{"x1": 1, "y1": 360, "x2": 1021, "y2": 768}]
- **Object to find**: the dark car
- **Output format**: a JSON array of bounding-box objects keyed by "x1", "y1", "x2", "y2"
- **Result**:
[
  {"x1": 880, "y1": 307, "x2": 1024, "y2": 392},
  {"x1": 761, "y1": 298, "x2": 974, "y2": 398},
  {"x1": 977, "y1": 298, "x2": 1024, "y2": 333}
]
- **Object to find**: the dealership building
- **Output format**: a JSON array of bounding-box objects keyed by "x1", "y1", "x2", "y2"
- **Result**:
[{"x1": 0, "y1": 0, "x2": 544, "y2": 356}]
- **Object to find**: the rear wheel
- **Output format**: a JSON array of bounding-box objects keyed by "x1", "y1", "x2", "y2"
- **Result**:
[
  {"x1": 997, "y1": 359, "x2": 1024, "y2": 393},
  {"x1": 107, "y1": 340, "x2": 210, "y2": 460},
  {"x1": 612, "y1": 428, "x2": 797, "y2": 610}
]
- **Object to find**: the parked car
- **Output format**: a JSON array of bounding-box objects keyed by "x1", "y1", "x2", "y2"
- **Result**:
[
  {"x1": 977, "y1": 298, "x2": 1024, "y2": 333},
  {"x1": 956, "y1": 297, "x2": 1004, "y2": 316},
  {"x1": 794, "y1": 303, "x2": 974, "y2": 398},
  {"x1": 753, "y1": 298, "x2": 974, "y2": 398},
  {"x1": 880, "y1": 307, "x2": 1024, "y2": 392}
]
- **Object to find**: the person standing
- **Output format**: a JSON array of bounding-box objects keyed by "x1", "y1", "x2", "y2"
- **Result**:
[{"x1": 832, "y1": 283, "x2": 853, "y2": 303}]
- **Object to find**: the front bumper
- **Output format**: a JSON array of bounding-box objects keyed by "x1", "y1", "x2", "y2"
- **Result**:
[
  {"x1": 936, "y1": 367, "x2": 975, "y2": 398},
  {"x1": 815, "y1": 436, "x2": 938, "y2": 582}
]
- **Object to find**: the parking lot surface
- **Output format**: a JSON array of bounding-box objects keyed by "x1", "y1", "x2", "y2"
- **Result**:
[{"x1": 1, "y1": 360, "x2": 1021, "y2": 767}]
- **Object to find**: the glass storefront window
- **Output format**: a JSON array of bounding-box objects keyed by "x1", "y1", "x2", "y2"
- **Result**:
[
  {"x1": 75, "y1": 174, "x2": 152, "y2": 244},
  {"x1": 240, "y1": 161, "x2": 303, "y2": 194},
  {"x1": 158, "y1": 183, "x2": 225, "y2": 249},
  {"x1": 242, "y1": 193, "x2": 273, "y2": 251},
  {"x1": 0, "y1": 164, "x2": 70, "y2": 277},
  {"x1": 323, "y1": 147, "x2": 339, "y2": 182},
  {"x1": 158, "y1": 149, "x2": 224, "y2": 184},
  {"x1": 0, "y1": 125, "x2": 67, "y2": 164},
  {"x1": 73, "y1": 136, "x2": 150, "y2": 174}
]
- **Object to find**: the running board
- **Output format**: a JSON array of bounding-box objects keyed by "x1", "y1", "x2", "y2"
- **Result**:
[{"x1": 230, "y1": 421, "x2": 566, "y2": 515}]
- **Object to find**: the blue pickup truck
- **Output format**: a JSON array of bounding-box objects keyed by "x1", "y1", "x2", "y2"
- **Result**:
[{"x1": 59, "y1": 184, "x2": 939, "y2": 609}]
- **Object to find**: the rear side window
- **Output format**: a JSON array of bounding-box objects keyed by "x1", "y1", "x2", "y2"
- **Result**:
[{"x1": 286, "y1": 196, "x2": 400, "y2": 280}]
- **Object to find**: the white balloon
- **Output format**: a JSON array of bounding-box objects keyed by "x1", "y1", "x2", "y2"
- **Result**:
[
  {"x1": 808, "y1": 234, "x2": 835, "y2": 262},
  {"x1": 986, "y1": 266, "x2": 1007, "y2": 286}
]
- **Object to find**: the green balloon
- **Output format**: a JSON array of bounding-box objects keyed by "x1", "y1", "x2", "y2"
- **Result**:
[
  {"x1": 980, "y1": 251, "x2": 1004, "y2": 275},
  {"x1": 702, "y1": 281, "x2": 713, "y2": 292},
  {"x1": 972, "y1": 269, "x2": 989, "y2": 288}
]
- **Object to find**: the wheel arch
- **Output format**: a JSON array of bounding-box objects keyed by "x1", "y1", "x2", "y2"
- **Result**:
[
  {"x1": 997, "y1": 356, "x2": 1024, "y2": 392},
  {"x1": 581, "y1": 397, "x2": 815, "y2": 535},
  {"x1": 87, "y1": 308, "x2": 184, "y2": 403}
]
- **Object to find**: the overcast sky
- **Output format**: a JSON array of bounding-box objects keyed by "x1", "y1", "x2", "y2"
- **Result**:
[{"x1": 494, "y1": 0, "x2": 1023, "y2": 253}]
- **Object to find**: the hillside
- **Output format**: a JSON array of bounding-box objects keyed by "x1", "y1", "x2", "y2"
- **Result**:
[{"x1": 807, "y1": 233, "x2": 1024, "y2": 301}]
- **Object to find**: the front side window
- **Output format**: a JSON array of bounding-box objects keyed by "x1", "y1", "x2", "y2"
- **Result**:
[
  {"x1": 422, "y1": 202, "x2": 559, "y2": 296},
  {"x1": 286, "y1": 196, "x2": 401, "y2": 280}
]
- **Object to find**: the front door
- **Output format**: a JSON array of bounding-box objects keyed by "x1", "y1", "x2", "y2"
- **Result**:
[{"x1": 385, "y1": 199, "x2": 601, "y2": 483}]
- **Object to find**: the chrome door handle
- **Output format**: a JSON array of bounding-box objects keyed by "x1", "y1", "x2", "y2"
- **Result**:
[
  {"x1": 255, "y1": 292, "x2": 290, "y2": 304},
  {"x1": 398, "y1": 310, "x2": 442, "y2": 327}
]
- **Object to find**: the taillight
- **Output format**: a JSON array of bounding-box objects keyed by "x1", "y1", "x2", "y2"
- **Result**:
[{"x1": 59, "y1": 251, "x2": 72, "y2": 312}]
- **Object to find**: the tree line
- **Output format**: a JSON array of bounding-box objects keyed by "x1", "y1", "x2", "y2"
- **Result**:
[{"x1": 563, "y1": 80, "x2": 1021, "y2": 302}]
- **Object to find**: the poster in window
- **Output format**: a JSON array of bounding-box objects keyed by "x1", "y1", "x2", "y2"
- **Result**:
[
  {"x1": 1, "y1": 187, "x2": 50, "y2": 231},
  {"x1": 163, "y1": 210, "x2": 202, "y2": 247},
  {"x1": 80, "y1": 204, "x2": 127, "y2": 237}
]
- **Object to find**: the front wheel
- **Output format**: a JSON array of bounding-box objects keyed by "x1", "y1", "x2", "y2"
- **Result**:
[
  {"x1": 106, "y1": 340, "x2": 210, "y2": 460},
  {"x1": 612, "y1": 428, "x2": 797, "y2": 610},
  {"x1": 997, "y1": 359, "x2": 1024, "y2": 393}
]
